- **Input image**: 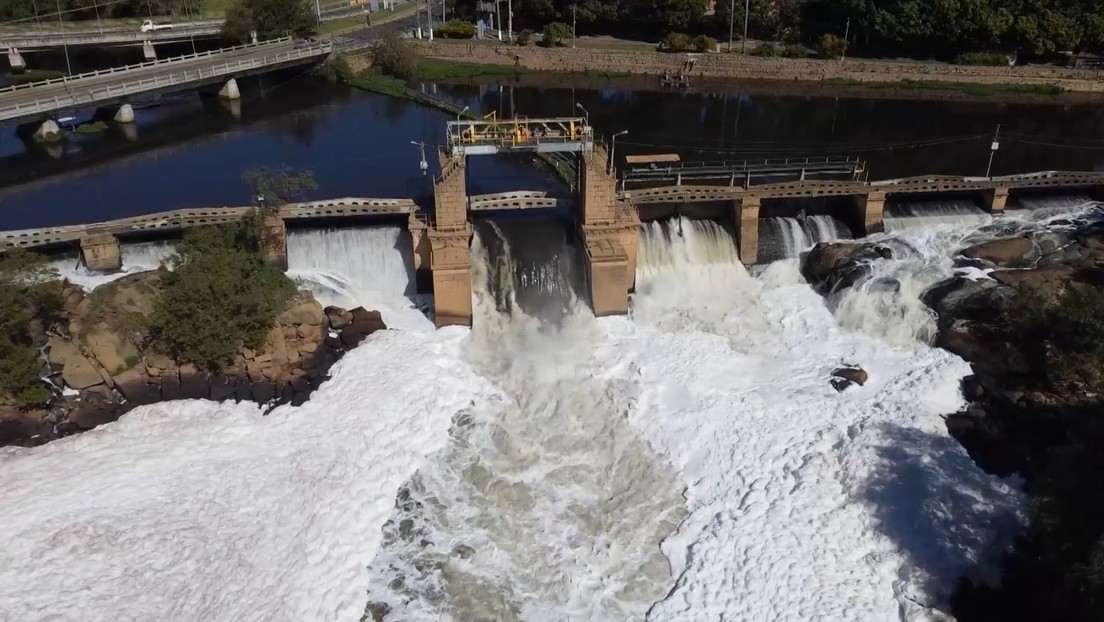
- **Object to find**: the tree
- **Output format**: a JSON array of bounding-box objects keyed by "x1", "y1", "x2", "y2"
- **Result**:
[
  {"x1": 816, "y1": 33, "x2": 846, "y2": 58},
  {"x1": 241, "y1": 166, "x2": 317, "y2": 207},
  {"x1": 222, "y1": 0, "x2": 316, "y2": 43},
  {"x1": 653, "y1": 0, "x2": 706, "y2": 33},
  {"x1": 541, "y1": 21, "x2": 573, "y2": 46},
  {"x1": 371, "y1": 29, "x2": 418, "y2": 79},
  {"x1": 147, "y1": 219, "x2": 298, "y2": 370},
  {"x1": 0, "y1": 248, "x2": 61, "y2": 407}
]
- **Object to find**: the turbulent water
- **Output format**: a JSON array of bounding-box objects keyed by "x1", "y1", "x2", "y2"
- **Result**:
[
  {"x1": 759, "y1": 215, "x2": 852, "y2": 262},
  {"x1": 362, "y1": 222, "x2": 685, "y2": 621},
  {"x1": 51, "y1": 239, "x2": 176, "y2": 289},
  {"x1": 884, "y1": 199, "x2": 991, "y2": 232}
]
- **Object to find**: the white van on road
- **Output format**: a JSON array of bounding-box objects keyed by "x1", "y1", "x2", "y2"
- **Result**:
[{"x1": 140, "y1": 20, "x2": 174, "y2": 32}]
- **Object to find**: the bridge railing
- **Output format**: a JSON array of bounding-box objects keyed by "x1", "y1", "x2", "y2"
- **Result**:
[
  {"x1": 0, "y1": 40, "x2": 331, "y2": 123},
  {"x1": 1, "y1": 23, "x2": 224, "y2": 48},
  {"x1": 0, "y1": 36, "x2": 293, "y2": 95}
]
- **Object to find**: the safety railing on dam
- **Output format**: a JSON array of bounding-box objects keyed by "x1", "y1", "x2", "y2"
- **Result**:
[{"x1": 0, "y1": 37, "x2": 332, "y2": 124}]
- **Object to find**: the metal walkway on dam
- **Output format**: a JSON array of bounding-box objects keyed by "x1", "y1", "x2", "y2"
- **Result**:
[{"x1": 0, "y1": 37, "x2": 331, "y2": 125}]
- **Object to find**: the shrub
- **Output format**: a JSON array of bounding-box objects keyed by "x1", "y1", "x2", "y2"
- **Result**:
[
  {"x1": 816, "y1": 33, "x2": 846, "y2": 59},
  {"x1": 371, "y1": 29, "x2": 418, "y2": 79},
  {"x1": 436, "y1": 19, "x2": 476, "y2": 39},
  {"x1": 540, "y1": 21, "x2": 572, "y2": 47},
  {"x1": 660, "y1": 32, "x2": 692, "y2": 52},
  {"x1": 147, "y1": 218, "x2": 298, "y2": 370},
  {"x1": 956, "y1": 52, "x2": 1011, "y2": 66},
  {"x1": 692, "y1": 35, "x2": 718, "y2": 53},
  {"x1": 749, "y1": 43, "x2": 779, "y2": 57},
  {"x1": 0, "y1": 248, "x2": 61, "y2": 407},
  {"x1": 781, "y1": 44, "x2": 807, "y2": 58},
  {"x1": 517, "y1": 29, "x2": 533, "y2": 46},
  {"x1": 319, "y1": 55, "x2": 354, "y2": 83},
  {"x1": 1012, "y1": 283, "x2": 1104, "y2": 390}
]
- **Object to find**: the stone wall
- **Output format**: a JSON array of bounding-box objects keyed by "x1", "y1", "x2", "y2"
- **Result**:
[{"x1": 352, "y1": 41, "x2": 1104, "y2": 92}]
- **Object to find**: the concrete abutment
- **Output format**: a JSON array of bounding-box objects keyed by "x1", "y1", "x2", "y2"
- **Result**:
[
  {"x1": 851, "y1": 190, "x2": 886, "y2": 236},
  {"x1": 79, "y1": 233, "x2": 121, "y2": 271},
  {"x1": 218, "y1": 78, "x2": 241, "y2": 100},
  {"x1": 733, "y1": 195, "x2": 761, "y2": 265},
  {"x1": 258, "y1": 209, "x2": 288, "y2": 270},
  {"x1": 981, "y1": 186, "x2": 1009, "y2": 214},
  {"x1": 429, "y1": 151, "x2": 472, "y2": 328},
  {"x1": 6, "y1": 48, "x2": 25, "y2": 71}
]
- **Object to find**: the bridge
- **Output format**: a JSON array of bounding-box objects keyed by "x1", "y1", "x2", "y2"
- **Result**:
[
  {"x1": 0, "y1": 20, "x2": 223, "y2": 52},
  {"x1": 0, "y1": 37, "x2": 332, "y2": 129}
]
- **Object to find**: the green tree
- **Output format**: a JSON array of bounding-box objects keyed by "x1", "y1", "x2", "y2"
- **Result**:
[
  {"x1": 371, "y1": 29, "x2": 418, "y2": 79},
  {"x1": 0, "y1": 248, "x2": 61, "y2": 407},
  {"x1": 222, "y1": 0, "x2": 316, "y2": 43},
  {"x1": 147, "y1": 219, "x2": 298, "y2": 370},
  {"x1": 241, "y1": 166, "x2": 317, "y2": 207},
  {"x1": 540, "y1": 21, "x2": 573, "y2": 46},
  {"x1": 653, "y1": 0, "x2": 706, "y2": 33},
  {"x1": 816, "y1": 33, "x2": 846, "y2": 58}
]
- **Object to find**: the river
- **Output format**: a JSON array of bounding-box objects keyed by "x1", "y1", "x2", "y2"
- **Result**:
[{"x1": 2, "y1": 73, "x2": 1104, "y2": 230}]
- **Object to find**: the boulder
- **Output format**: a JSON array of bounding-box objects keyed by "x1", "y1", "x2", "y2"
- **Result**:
[
  {"x1": 278, "y1": 298, "x2": 325, "y2": 327},
  {"x1": 263, "y1": 325, "x2": 289, "y2": 367},
  {"x1": 84, "y1": 325, "x2": 140, "y2": 376},
  {"x1": 991, "y1": 266, "x2": 1075, "y2": 299},
  {"x1": 324, "y1": 306, "x2": 353, "y2": 330},
  {"x1": 801, "y1": 242, "x2": 894, "y2": 294},
  {"x1": 961, "y1": 237, "x2": 1037, "y2": 267},
  {"x1": 113, "y1": 368, "x2": 161, "y2": 406},
  {"x1": 0, "y1": 404, "x2": 48, "y2": 446},
  {"x1": 922, "y1": 276, "x2": 1012, "y2": 319},
  {"x1": 339, "y1": 307, "x2": 387, "y2": 348},
  {"x1": 46, "y1": 336, "x2": 76, "y2": 366},
  {"x1": 60, "y1": 351, "x2": 104, "y2": 390},
  {"x1": 832, "y1": 366, "x2": 869, "y2": 386}
]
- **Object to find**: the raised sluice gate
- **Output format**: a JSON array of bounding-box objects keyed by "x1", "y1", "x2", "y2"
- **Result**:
[
  {"x1": 472, "y1": 218, "x2": 586, "y2": 323},
  {"x1": 758, "y1": 215, "x2": 852, "y2": 263},
  {"x1": 883, "y1": 198, "x2": 991, "y2": 231}
]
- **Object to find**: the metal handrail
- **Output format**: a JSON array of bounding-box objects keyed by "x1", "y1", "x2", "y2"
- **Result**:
[
  {"x1": 0, "y1": 36, "x2": 292, "y2": 95},
  {"x1": 0, "y1": 41, "x2": 330, "y2": 122}
]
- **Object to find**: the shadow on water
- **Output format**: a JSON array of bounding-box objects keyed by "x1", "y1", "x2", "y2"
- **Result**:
[{"x1": 859, "y1": 422, "x2": 1023, "y2": 608}]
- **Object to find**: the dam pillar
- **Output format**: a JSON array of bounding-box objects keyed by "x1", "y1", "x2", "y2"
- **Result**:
[
  {"x1": 113, "y1": 104, "x2": 135, "y2": 124},
  {"x1": 734, "y1": 195, "x2": 760, "y2": 265},
  {"x1": 79, "y1": 232, "x2": 122, "y2": 272},
  {"x1": 577, "y1": 146, "x2": 636, "y2": 313},
  {"x1": 982, "y1": 186, "x2": 1009, "y2": 214},
  {"x1": 218, "y1": 78, "x2": 241, "y2": 100},
  {"x1": 142, "y1": 40, "x2": 157, "y2": 61},
  {"x1": 852, "y1": 190, "x2": 886, "y2": 236},
  {"x1": 257, "y1": 208, "x2": 288, "y2": 270},
  {"x1": 430, "y1": 151, "x2": 472, "y2": 327},
  {"x1": 6, "y1": 48, "x2": 25, "y2": 71}
]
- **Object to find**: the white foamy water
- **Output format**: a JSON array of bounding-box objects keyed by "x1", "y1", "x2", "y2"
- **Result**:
[
  {"x1": 2, "y1": 214, "x2": 1041, "y2": 622},
  {"x1": 761, "y1": 215, "x2": 852, "y2": 262},
  {"x1": 362, "y1": 227, "x2": 685, "y2": 621},
  {"x1": 286, "y1": 226, "x2": 430, "y2": 331},
  {"x1": 51, "y1": 240, "x2": 176, "y2": 289}
]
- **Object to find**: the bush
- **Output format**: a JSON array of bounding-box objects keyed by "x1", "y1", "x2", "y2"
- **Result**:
[
  {"x1": 371, "y1": 29, "x2": 418, "y2": 79},
  {"x1": 781, "y1": 44, "x2": 807, "y2": 58},
  {"x1": 540, "y1": 21, "x2": 572, "y2": 47},
  {"x1": 1012, "y1": 283, "x2": 1104, "y2": 390},
  {"x1": 660, "y1": 32, "x2": 692, "y2": 52},
  {"x1": 147, "y1": 218, "x2": 298, "y2": 370},
  {"x1": 692, "y1": 35, "x2": 718, "y2": 53},
  {"x1": 222, "y1": 0, "x2": 316, "y2": 43},
  {"x1": 435, "y1": 19, "x2": 476, "y2": 39},
  {"x1": 956, "y1": 52, "x2": 1011, "y2": 66},
  {"x1": 816, "y1": 33, "x2": 846, "y2": 59},
  {"x1": 517, "y1": 29, "x2": 533, "y2": 46},
  {"x1": 319, "y1": 55, "x2": 354, "y2": 83},
  {"x1": 0, "y1": 248, "x2": 61, "y2": 406},
  {"x1": 749, "y1": 43, "x2": 779, "y2": 57}
]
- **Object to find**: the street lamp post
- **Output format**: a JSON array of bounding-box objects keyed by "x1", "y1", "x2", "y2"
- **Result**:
[
  {"x1": 727, "y1": 0, "x2": 734, "y2": 52},
  {"x1": 609, "y1": 130, "x2": 627, "y2": 176},
  {"x1": 575, "y1": 102, "x2": 589, "y2": 127},
  {"x1": 572, "y1": 3, "x2": 576, "y2": 49},
  {"x1": 411, "y1": 140, "x2": 429, "y2": 175},
  {"x1": 457, "y1": 105, "x2": 469, "y2": 123},
  {"x1": 741, "y1": 0, "x2": 749, "y2": 53}
]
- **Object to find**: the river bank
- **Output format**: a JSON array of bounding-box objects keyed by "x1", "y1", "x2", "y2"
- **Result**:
[{"x1": 347, "y1": 40, "x2": 1104, "y2": 95}]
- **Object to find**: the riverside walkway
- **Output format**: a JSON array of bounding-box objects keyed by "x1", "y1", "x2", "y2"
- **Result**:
[{"x1": 0, "y1": 37, "x2": 331, "y2": 125}]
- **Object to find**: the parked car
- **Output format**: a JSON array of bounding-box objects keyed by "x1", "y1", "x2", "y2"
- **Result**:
[
  {"x1": 140, "y1": 20, "x2": 173, "y2": 32},
  {"x1": 293, "y1": 36, "x2": 320, "y2": 49}
]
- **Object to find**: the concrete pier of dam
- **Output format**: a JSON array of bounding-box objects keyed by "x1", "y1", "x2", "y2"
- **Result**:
[{"x1": 4, "y1": 162, "x2": 1103, "y2": 328}]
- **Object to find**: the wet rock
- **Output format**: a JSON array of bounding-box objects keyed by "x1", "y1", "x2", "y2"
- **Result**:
[
  {"x1": 339, "y1": 307, "x2": 387, "y2": 348},
  {"x1": 451, "y1": 544, "x2": 476, "y2": 560},
  {"x1": 961, "y1": 237, "x2": 1037, "y2": 267},
  {"x1": 922, "y1": 276, "x2": 1010, "y2": 318},
  {"x1": 991, "y1": 266, "x2": 1075, "y2": 298},
  {"x1": 364, "y1": 602, "x2": 391, "y2": 622},
  {"x1": 0, "y1": 403, "x2": 48, "y2": 446},
  {"x1": 277, "y1": 297, "x2": 325, "y2": 327},
  {"x1": 832, "y1": 366, "x2": 868, "y2": 386},
  {"x1": 113, "y1": 368, "x2": 161, "y2": 406},
  {"x1": 324, "y1": 305, "x2": 353, "y2": 330},
  {"x1": 60, "y1": 351, "x2": 104, "y2": 390},
  {"x1": 802, "y1": 242, "x2": 894, "y2": 294}
]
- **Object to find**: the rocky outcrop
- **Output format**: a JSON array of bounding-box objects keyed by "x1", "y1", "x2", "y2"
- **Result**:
[
  {"x1": 830, "y1": 366, "x2": 868, "y2": 392},
  {"x1": 961, "y1": 237, "x2": 1037, "y2": 268},
  {"x1": 3, "y1": 272, "x2": 388, "y2": 447},
  {"x1": 801, "y1": 241, "x2": 895, "y2": 294}
]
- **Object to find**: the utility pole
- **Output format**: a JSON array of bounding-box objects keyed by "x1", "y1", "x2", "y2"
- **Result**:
[
  {"x1": 727, "y1": 0, "x2": 735, "y2": 52},
  {"x1": 609, "y1": 130, "x2": 627, "y2": 176},
  {"x1": 411, "y1": 141, "x2": 429, "y2": 175},
  {"x1": 315, "y1": 0, "x2": 322, "y2": 26},
  {"x1": 495, "y1": 0, "x2": 501, "y2": 40},
  {"x1": 741, "y1": 0, "x2": 749, "y2": 53},
  {"x1": 986, "y1": 124, "x2": 1001, "y2": 178},
  {"x1": 32, "y1": 0, "x2": 40, "y2": 24},
  {"x1": 572, "y1": 3, "x2": 576, "y2": 48},
  {"x1": 842, "y1": 17, "x2": 850, "y2": 60},
  {"x1": 55, "y1": 0, "x2": 72, "y2": 76},
  {"x1": 507, "y1": 0, "x2": 513, "y2": 41}
]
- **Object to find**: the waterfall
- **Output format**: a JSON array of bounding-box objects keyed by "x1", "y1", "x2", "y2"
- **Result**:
[
  {"x1": 759, "y1": 215, "x2": 852, "y2": 263},
  {"x1": 286, "y1": 226, "x2": 426, "y2": 330},
  {"x1": 362, "y1": 221, "x2": 685, "y2": 621},
  {"x1": 884, "y1": 199, "x2": 991, "y2": 231},
  {"x1": 51, "y1": 240, "x2": 176, "y2": 290}
]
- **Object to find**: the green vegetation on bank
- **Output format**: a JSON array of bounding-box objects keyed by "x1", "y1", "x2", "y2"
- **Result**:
[
  {"x1": 823, "y1": 77, "x2": 1064, "y2": 96},
  {"x1": 0, "y1": 249, "x2": 61, "y2": 407},
  {"x1": 222, "y1": 0, "x2": 315, "y2": 44}
]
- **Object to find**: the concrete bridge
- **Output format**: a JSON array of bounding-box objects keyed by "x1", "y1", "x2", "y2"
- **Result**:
[
  {"x1": 1, "y1": 20, "x2": 223, "y2": 52},
  {"x1": 0, "y1": 37, "x2": 331, "y2": 130}
]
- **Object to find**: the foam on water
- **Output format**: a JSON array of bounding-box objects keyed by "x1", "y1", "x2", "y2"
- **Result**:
[
  {"x1": 286, "y1": 226, "x2": 430, "y2": 330},
  {"x1": 363, "y1": 225, "x2": 685, "y2": 621}
]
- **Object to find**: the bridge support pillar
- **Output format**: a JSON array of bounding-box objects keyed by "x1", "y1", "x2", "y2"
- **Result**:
[
  {"x1": 577, "y1": 146, "x2": 637, "y2": 313},
  {"x1": 6, "y1": 48, "x2": 25, "y2": 71},
  {"x1": 982, "y1": 186, "x2": 1009, "y2": 214},
  {"x1": 80, "y1": 233, "x2": 122, "y2": 272},
  {"x1": 580, "y1": 224, "x2": 633, "y2": 316},
  {"x1": 218, "y1": 78, "x2": 241, "y2": 100},
  {"x1": 258, "y1": 208, "x2": 287, "y2": 270},
  {"x1": 142, "y1": 40, "x2": 157, "y2": 61},
  {"x1": 430, "y1": 151, "x2": 472, "y2": 327},
  {"x1": 852, "y1": 190, "x2": 886, "y2": 236},
  {"x1": 33, "y1": 119, "x2": 61, "y2": 143},
  {"x1": 734, "y1": 195, "x2": 760, "y2": 265},
  {"x1": 113, "y1": 104, "x2": 135, "y2": 124}
]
